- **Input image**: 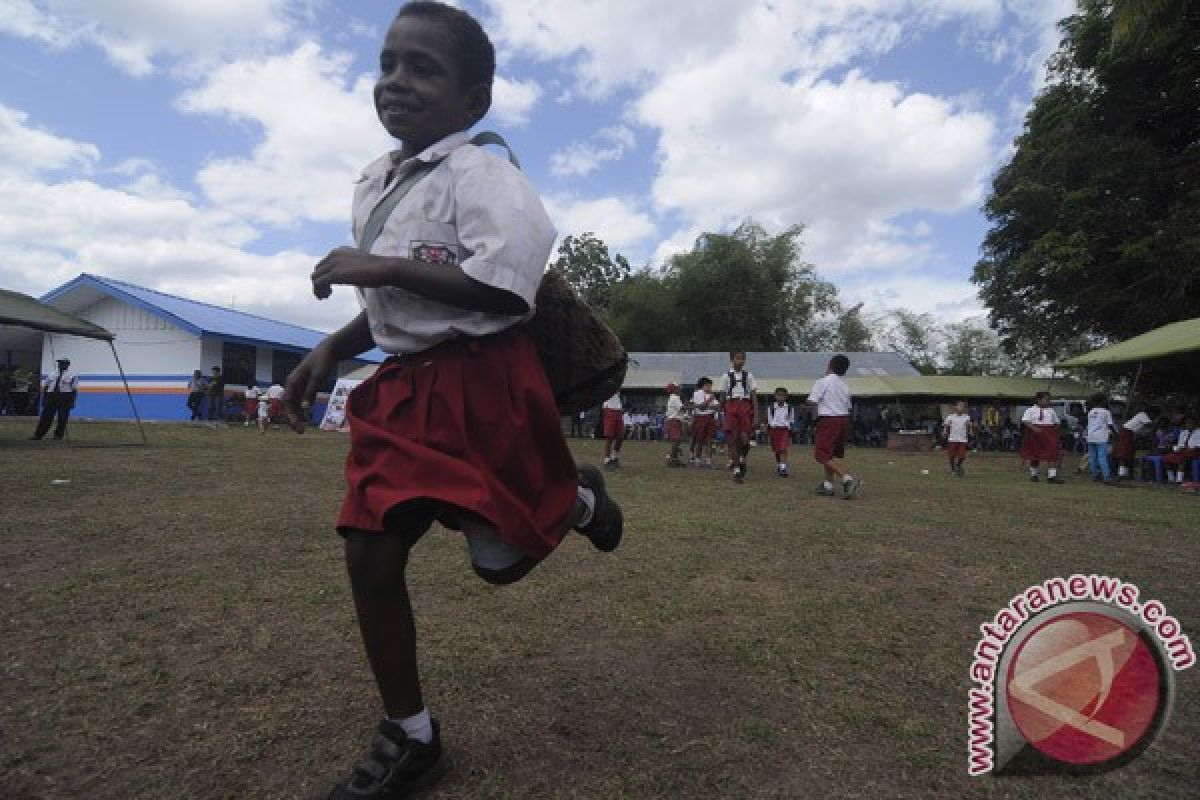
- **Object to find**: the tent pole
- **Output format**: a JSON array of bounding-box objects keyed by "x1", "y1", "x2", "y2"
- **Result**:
[
  {"x1": 1128, "y1": 361, "x2": 1144, "y2": 411},
  {"x1": 109, "y1": 340, "x2": 147, "y2": 445}
]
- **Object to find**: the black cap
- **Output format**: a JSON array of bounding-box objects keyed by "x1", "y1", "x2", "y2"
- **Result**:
[{"x1": 57, "y1": 357, "x2": 70, "y2": 365}]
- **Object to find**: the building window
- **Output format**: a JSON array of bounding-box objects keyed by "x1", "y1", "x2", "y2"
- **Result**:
[
  {"x1": 221, "y1": 342, "x2": 257, "y2": 386},
  {"x1": 272, "y1": 349, "x2": 304, "y2": 387}
]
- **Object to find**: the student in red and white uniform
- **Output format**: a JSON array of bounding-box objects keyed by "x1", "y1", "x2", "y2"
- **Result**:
[
  {"x1": 664, "y1": 383, "x2": 686, "y2": 467},
  {"x1": 942, "y1": 400, "x2": 973, "y2": 477},
  {"x1": 721, "y1": 350, "x2": 757, "y2": 484},
  {"x1": 690, "y1": 377, "x2": 717, "y2": 468},
  {"x1": 602, "y1": 391, "x2": 625, "y2": 470},
  {"x1": 1020, "y1": 391, "x2": 1065, "y2": 483},
  {"x1": 767, "y1": 387, "x2": 794, "y2": 477},
  {"x1": 1114, "y1": 405, "x2": 1159, "y2": 479},
  {"x1": 281, "y1": 6, "x2": 624, "y2": 795},
  {"x1": 1162, "y1": 415, "x2": 1199, "y2": 483},
  {"x1": 808, "y1": 354, "x2": 860, "y2": 498}
]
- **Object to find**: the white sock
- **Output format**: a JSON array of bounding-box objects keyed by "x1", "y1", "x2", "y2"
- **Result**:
[
  {"x1": 390, "y1": 708, "x2": 433, "y2": 744},
  {"x1": 576, "y1": 486, "x2": 595, "y2": 528},
  {"x1": 1048, "y1": 468, "x2": 1057, "y2": 478},
  {"x1": 1167, "y1": 470, "x2": 1176, "y2": 482},
  {"x1": 823, "y1": 480, "x2": 833, "y2": 490},
  {"x1": 1119, "y1": 467, "x2": 1128, "y2": 477},
  {"x1": 842, "y1": 474, "x2": 853, "y2": 484},
  {"x1": 1029, "y1": 467, "x2": 1038, "y2": 477}
]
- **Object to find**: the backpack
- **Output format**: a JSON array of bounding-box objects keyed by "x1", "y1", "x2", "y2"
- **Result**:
[
  {"x1": 726, "y1": 369, "x2": 751, "y2": 399},
  {"x1": 357, "y1": 131, "x2": 627, "y2": 416}
]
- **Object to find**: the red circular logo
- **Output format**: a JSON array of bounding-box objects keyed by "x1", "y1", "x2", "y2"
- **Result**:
[{"x1": 1006, "y1": 612, "x2": 1164, "y2": 766}]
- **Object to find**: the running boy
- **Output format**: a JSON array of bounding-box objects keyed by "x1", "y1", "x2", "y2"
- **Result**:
[
  {"x1": 808, "y1": 354, "x2": 860, "y2": 497},
  {"x1": 767, "y1": 387, "x2": 794, "y2": 477},
  {"x1": 721, "y1": 350, "x2": 757, "y2": 483},
  {"x1": 1021, "y1": 391, "x2": 1065, "y2": 483},
  {"x1": 601, "y1": 391, "x2": 625, "y2": 470},
  {"x1": 664, "y1": 383, "x2": 686, "y2": 467},
  {"x1": 1085, "y1": 393, "x2": 1117, "y2": 483},
  {"x1": 283, "y1": 5, "x2": 623, "y2": 796},
  {"x1": 942, "y1": 400, "x2": 972, "y2": 477},
  {"x1": 690, "y1": 376, "x2": 717, "y2": 467}
]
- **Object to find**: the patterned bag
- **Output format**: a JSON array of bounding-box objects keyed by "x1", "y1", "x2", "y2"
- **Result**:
[{"x1": 524, "y1": 268, "x2": 628, "y2": 415}]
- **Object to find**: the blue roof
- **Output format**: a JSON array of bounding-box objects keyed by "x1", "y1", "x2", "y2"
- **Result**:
[{"x1": 42, "y1": 274, "x2": 385, "y2": 362}]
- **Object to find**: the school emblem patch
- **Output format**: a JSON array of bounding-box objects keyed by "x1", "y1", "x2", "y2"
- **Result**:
[{"x1": 410, "y1": 240, "x2": 458, "y2": 266}]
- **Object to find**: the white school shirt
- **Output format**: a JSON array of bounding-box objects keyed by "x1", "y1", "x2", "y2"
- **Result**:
[
  {"x1": 1086, "y1": 408, "x2": 1115, "y2": 444},
  {"x1": 43, "y1": 369, "x2": 78, "y2": 393},
  {"x1": 1022, "y1": 406, "x2": 1059, "y2": 427},
  {"x1": 666, "y1": 395, "x2": 685, "y2": 421},
  {"x1": 1176, "y1": 429, "x2": 1200, "y2": 448},
  {"x1": 692, "y1": 389, "x2": 715, "y2": 416},
  {"x1": 809, "y1": 374, "x2": 852, "y2": 417},
  {"x1": 720, "y1": 369, "x2": 756, "y2": 400},
  {"x1": 1123, "y1": 411, "x2": 1152, "y2": 432},
  {"x1": 245, "y1": 386, "x2": 262, "y2": 400},
  {"x1": 352, "y1": 131, "x2": 556, "y2": 355},
  {"x1": 768, "y1": 402, "x2": 793, "y2": 429},
  {"x1": 602, "y1": 393, "x2": 622, "y2": 411},
  {"x1": 944, "y1": 413, "x2": 971, "y2": 443}
]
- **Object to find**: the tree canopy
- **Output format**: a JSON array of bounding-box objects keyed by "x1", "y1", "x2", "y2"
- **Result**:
[{"x1": 973, "y1": 0, "x2": 1199, "y2": 363}]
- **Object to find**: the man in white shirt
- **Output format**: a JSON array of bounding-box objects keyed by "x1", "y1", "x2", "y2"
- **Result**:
[
  {"x1": 808, "y1": 355, "x2": 860, "y2": 498},
  {"x1": 942, "y1": 400, "x2": 973, "y2": 477},
  {"x1": 1085, "y1": 395, "x2": 1117, "y2": 482},
  {"x1": 31, "y1": 357, "x2": 78, "y2": 441},
  {"x1": 1020, "y1": 391, "x2": 1065, "y2": 483},
  {"x1": 1114, "y1": 405, "x2": 1159, "y2": 478}
]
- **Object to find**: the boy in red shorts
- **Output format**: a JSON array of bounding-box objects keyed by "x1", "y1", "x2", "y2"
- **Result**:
[
  {"x1": 767, "y1": 386, "x2": 794, "y2": 477},
  {"x1": 942, "y1": 400, "x2": 973, "y2": 477},
  {"x1": 808, "y1": 354, "x2": 860, "y2": 497},
  {"x1": 601, "y1": 390, "x2": 625, "y2": 470},
  {"x1": 721, "y1": 350, "x2": 757, "y2": 483}
]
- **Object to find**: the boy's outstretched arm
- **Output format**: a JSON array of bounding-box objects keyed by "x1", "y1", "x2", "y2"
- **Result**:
[
  {"x1": 283, "y1": 311, "x2": 374, "y2": 433},
  {"x1": 312, "y1": 247, "x2": 529, "y2": 316}
]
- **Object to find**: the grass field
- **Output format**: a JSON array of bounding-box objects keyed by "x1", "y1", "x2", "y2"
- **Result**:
[{"x1": 2, "y1": 419, "x2": 1197, "y2": 799}]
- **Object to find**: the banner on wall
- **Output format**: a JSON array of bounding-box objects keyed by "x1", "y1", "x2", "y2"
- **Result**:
[{"x1": 319, "y1": 379, "x2": 362, "y2": 431}]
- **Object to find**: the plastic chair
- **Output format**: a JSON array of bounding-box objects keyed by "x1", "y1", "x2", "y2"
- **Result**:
[{"x1": 1140, "y1": 455, "x2": 1165, "y2": 482}]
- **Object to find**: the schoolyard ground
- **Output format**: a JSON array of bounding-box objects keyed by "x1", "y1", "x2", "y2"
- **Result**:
[{"x1": 1, "y1": 420, "x2": 1196, "y2": 799}]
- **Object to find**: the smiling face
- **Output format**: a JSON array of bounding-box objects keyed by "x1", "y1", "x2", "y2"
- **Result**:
[{"x1": 375, "y1": 15, "x2": 490, "y2": 158}]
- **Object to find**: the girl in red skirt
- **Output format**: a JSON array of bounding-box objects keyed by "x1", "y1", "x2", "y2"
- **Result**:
[
  {"x1": 283, "y1": 5, "x2": 623, "y2": 798},
  {"x1": 1020, "y1": 391, "x2": 1065, "y2": 484},
  {"x1": 664, "y1": 383, "x2": 686, "y2": 467},
  {"x1": 767, "y1": 387, "x2": 794, "y2": 477}
]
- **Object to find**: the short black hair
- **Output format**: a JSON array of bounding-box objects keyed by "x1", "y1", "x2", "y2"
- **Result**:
[
  {"x1": 730, "y1": 350, "x2": 746, "y2": 359},
  {"x1": 698, "y1": 376, "x2": 712, "y2": 388},
  {"x1": 774, "y1": 386, "x2": 788, "y2": 395},
  {"x1": 1088, "y1": 392, "x2": 1108, "y2": 409},
  {"x1": 829, "y1": 354, "x2": 849, "y2": 375},
  {"x1": 396, "y1": 1, "x2": 495, "y2": 91},
  {"x1": 1035, "y1": 390, "x2": 1050, "y2": 402}
]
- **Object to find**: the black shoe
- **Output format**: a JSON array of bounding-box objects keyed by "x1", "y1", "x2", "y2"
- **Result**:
[
  {"x1": 1047, "y1": 476, "x2": 1066, "y2": 485},
  {"x1": 815, "y1": 485, "x2": 835, "y2": 496},
  {"x1": 842, "y1": 476, "x2": 861, "y2": 499},
  {"x1": 327, "y1": 719, "x2": 445, "y2": 800},
  {"x1": 577, "y1": 466, "x2": 623, "y2": 552},
  {"x1": 1030, "y1": 475, "x2": 1039, "y2": 483},
  {"x1": 603, "y1": 458, "x2": 619, "y2": 471},
  {"x1": 733, "y1": 468, "x2": 744, "y2": 484}
]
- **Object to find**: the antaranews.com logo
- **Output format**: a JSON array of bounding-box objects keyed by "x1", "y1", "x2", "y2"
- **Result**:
[{"x1": 968, "y1": 574, "x2": 1194, "y2": 776}]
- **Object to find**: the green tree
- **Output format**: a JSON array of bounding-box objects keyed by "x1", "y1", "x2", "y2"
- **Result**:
[
  {"x1": 835, "y1": 303, "x2": 874, "y2": 352},
  {"x1": 550, "y1": 232, "x2": 631, "y2": 312},
  {"x1": 973, "y1": 0, "x2": 1200, "y2": 363},
  {"x1": 606, "y1": 270, "x2": 679, "y2": 351},
  {"x1": 875, "y1": 309, "x2": 941, "y2": 374},
  {"x1": 941, "y1": 318, "x2": 1013, "y2": 375}
]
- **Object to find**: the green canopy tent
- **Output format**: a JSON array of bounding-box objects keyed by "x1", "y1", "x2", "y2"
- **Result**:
[
  {"x1": 1057, "y1": 317, "x2": 1200, "y2": 407},
  {"x1": 0, "y1": 288, "x2": 146, "y2": 445}
]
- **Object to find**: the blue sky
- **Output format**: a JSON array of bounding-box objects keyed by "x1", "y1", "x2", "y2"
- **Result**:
[{"x1": 0, "y1": 0, "x2": 1076, "y2": 333}]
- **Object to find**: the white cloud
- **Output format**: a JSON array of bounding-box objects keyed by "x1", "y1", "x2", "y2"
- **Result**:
[
  {"x1": 176, "y1": 41, "x2": 391, "y2": 227},
  {"x1": 0, "y1": 0, "x2": 293, "y2": 76},
  {"x1": 0, "y1": 103, "x2": 99, "y2": 179},
  {"x1": 840, "y1": 269, "x2": 984, "y2": 321},
  {"x1": 550, "y1": 125, "x2": 635, "y2": 177},
  {"x1": 489, "y1": 74, "x2": 542, "y2": 127},
  {"x1": 543, "y1": 195, "x2": 657, "y2": 255}
]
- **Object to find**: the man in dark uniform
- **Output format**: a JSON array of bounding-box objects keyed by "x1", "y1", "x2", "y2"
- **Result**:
[{"x1": 31, "y1": 357, "x2": 78, "y2": 440}]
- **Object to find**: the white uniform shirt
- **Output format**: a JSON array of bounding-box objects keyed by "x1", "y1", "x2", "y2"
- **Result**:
[
  {"x1": 245, "y1": 386, "x2": 262, "y2": 401},
  {"x1": 692, "y1": 389, "x2": 715, "y2": 416},
  {"x1": 352, "y1": 131, "x2": 557, "y2": 355},
  {"x1": 267, "y1": 384, "x2": 285, "y2": 400},
  {"x1": 944, "y1": 413, "x2": 971, "y2": 443},
  {"x1": 1086, "y1": 408, "x2": 1115, "y2": 444},
  {"x1": 1123, "y1": 411, "x2": 1152, "y2": 432},
  {"x1": 1175, "y1": 429, "x2": 1200, "y2": 449},
  {"x1": 43, "y1": 368, "x2": 78, "y2": 393},
  {"x1": 1022, "y1": 406, "x2": 1059, "y2": 427},
  {"x1": 720, "y1": 369, "x2": 756, "y2": 400},
  {"x1": 809, "y1": 373, "x2": 852, "y2": 417},
  {"x1": 1186, "y1": 429, "x2": 1200, "y2": 448},
  {"x1": 602, "y1": 393, "x2": 622, "y2": 411},
  {"x1": 768, "y1": 402, "x2": 793, "y2": 429},
  {"x1": 666, "y1": 395, "x2": 685, "y2": 421}
]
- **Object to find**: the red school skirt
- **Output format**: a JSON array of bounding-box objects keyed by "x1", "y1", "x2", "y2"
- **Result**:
[
  {"x1": 1114, "y1": 428, "x2": 1136, "y2": 461},
  {"x1": 1020, "y1": 424, "x2": 1061, "y2": 463},
  {"x1": 665, "y1": 418, "x2": 683, "y2": 442},
  {"x1": 946, "y1": 441, "x2": 968, "y2": 462},
  {"x1": 813, "y1": 415, "x2": 850, "y2": 464},
  {"x1": 602, "y1": 408, "x2": 625, "y2": 439},
  {"x1": 724, "y1": 399, "x2": 754, "y2": 435},
  {"x1": 691, "y1": 414, "x2": 716, "y2": 444},
  {"x1": 769, "y1": 427, "x2": 791, "y2": 454},
  {"x1": 336, "y1": 327, "x2": 578, "y2": 561}
]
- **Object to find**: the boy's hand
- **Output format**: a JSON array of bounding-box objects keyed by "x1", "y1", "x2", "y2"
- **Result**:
[
  {"x1": 311, "y1": 246, "x2": 368, "y2": 299},
  {"x1": 283, "y1": 343, "x2": 338, "y2": 433}
]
